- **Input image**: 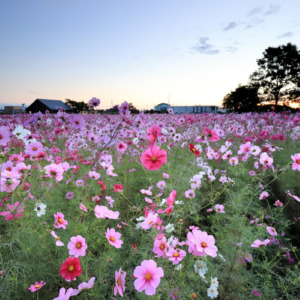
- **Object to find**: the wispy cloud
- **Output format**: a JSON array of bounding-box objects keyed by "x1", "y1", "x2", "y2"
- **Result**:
[
  {"x1": 278, "y1": 32, "x2": 293, "y2": 39},
  {"x1": 245, "y1": 18, "x2": 265, "y2": 29},
  {"x1": 247, "y1": 7, "x2": 263, "y2": 17},
  {"x1": 225, "y1": 46, "x2": 238, "y2": 53},
  {"x1": 223, "y1": 22, "x2": 237, "y2": 31},
  {"x1": 264, "y1": 5, "x2": 280, "y2": 15},
  {"x1": 192, "y1": 37, "x2": 220, "y2": 55}
]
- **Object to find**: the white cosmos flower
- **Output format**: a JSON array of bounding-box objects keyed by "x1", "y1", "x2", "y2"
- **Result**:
[{"x1": 34, "y1": 203, "x2": 47, "y2": 217}]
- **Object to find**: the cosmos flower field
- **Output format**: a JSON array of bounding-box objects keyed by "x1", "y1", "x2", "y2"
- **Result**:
[{"x1": 0, "y1": 104, "x2": 300, "y2": 299}]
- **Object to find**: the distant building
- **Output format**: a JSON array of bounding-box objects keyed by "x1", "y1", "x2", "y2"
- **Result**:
[
  {"x1": 154, "y1": 103, "x2": 171, "y2": 112},
  {"x1": 26, "y1": 99, "x2": 73, "y2": 113},
  {"x1": 4, "y1": 106, "x2": 23, "y2": 114},
  {"x1": 154, "y1": 103, "x2": 219, "y2": 114}
]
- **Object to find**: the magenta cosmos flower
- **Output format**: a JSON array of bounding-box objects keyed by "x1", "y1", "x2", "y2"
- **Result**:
[
  {"x1": 141, "y1": 145, "x2": 167, "y2": 170},
  {"x1": 0, "y1": 201, "x2": 24, "y2": 221},
  {"x1": 105, "y1": 228, "x2": 123, "y2": 248},
  {"x1": 67, "y1": 235, "x2": 88, "y2": 257},
  {"x1": 28, "y1": 280, "x2": 46, "y2": 292},
  {"x1": 187, "y1": 228, "x2": 218, "y2": 258},
  {"x1": 133, "y1": 259, "x2": 164, "y2": 296},
  {"x1": 114, "y1": 268, "x2": 126, "y2": 297}
]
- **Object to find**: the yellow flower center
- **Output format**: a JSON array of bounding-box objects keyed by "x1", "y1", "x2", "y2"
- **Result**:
[
  {"x1": 151, "y1": 156, "x2": 157, "y2": 162},
  {"x1": 160, "y1": 244, "x2": 165, "y2": 250},
  {"x1": 76, "y1": 242, "x2": 82, "y2": 249},
  {"x1": 110, "y1": 236, "x2": 115, "y2": 242},
  {"x1": 173, "y1": 252, "x2": 179, "y2": 257},
  {"x1": 58, "y1": 218, "x2": 63, "y2": 223},
  {"x1": 117, "y1": 279, "x2": 121, "y2": 286},
  {"x1": 68, "y1": 265, "x2": 74, "y2": 271},
  {"x1": 145, "y1": 273, "x2": 152, "y2": 280},
  {"x1": 201, "y1": 242, "x2": 207, "y2": 248},
  {"x1": 35, "y1": 284, "x2": 40, "y2": 288}
]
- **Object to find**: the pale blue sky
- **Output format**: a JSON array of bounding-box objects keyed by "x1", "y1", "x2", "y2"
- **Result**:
[{"x1": 1, "y1": 0, "x2": 299, "y2": 109}]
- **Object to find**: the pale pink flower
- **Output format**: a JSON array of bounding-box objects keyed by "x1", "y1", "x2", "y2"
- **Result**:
[
  {"x1": 105, "y1": 228, "x2": 123, "y2": 248},
  {"x1": 291, "y1": 153, "x2": 300, "y2": 171},
  {"x1": 67, "y1": 235, "x2": 87, "y2": 257},
  {"x1": 54, "y1": 212, "x2": 68, "y2": 229},
  {"x1": 133, "y1": 259, "x2": 164, "y2": 296},
  {"x1": 215, "y1": 204, "x2": 225, "y2": 213},
  {"x1": 140, "y1": 212, "x2": 158, "y2": 230},
  {"x1": 53, "y1": 287, "x2": 74, "y2": 300},
  {"x1": 94, "y1": 205, "x2": 119, "y2": 219},
  {"x1": 71, "y1": 277, "x2": 96, "y2": 296},
  {"x1": 167, "y1": 247, "x2": 186, "y2": 264},
  {"x1": 251, "y1": 239, "x2": 270, "y2": 248},
  {"x1": 88, "y1": 171, "x2": 100, "y2": 180},
  {"x1": 163, "y1": 173, "x2": 169, "y2": 179},
  {"x1": 114, "y1": 269, "x2": 126, "y2": 297},
  {"x1": 259, "y1": 152, "x2": 273, "y2": 168},
  {"x1": 266, "y1": 226, "x2": 277, "y2": 236},
  {"x1": 229, "y1": 156, "x2": 239, "y2": 166},
  {"x1": 187, "y1": 228, "x2": 218, "y2": 258},
  {"x1": 25, "y1": 141, "x2": 44, "y2": 156},
  {"x1": 0, "y1": 126, "x2": 11, "y2": 146},
  {"x1": 153, "y1": 235, "x2": 168, "y2": 258},
  {"x1": 80, "y1": 203, "x2": 88, "y2": 212},
  {"x1": 274, "y1": 200, "x2": 283, "y2": 207},
  {"x1": 28, "y1": 280, "x2": 46, "y2": 292},
  {"x1": 259, "y1": 191, "x2": 269, "y2": 200},
  {"x1": 51, "y1": 231, "x2": 64, "y2": 246},
  {"x1": 185, "y1": 189, "x2": 195, "y2": 199},
  {"x1": 44, "y1": 163, "x2": 64, "y2": 181},
  {"x1": 116, "y1": 141, "x2": 128, "y2": 153}
]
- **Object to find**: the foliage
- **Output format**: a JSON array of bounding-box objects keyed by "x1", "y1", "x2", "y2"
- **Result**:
[
  {"x1": 222, "y1": 85, "x2": 261, "y2": 112},
  {"x1": 65, "y1": 99, "x2": 89, "y2": 113},
  {"x1": 249, "y1": 43, "x2": 300, "y2": 107}
]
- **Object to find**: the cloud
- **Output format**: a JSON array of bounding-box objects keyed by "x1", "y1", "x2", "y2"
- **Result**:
[
  {"x1": 223, "y1": 22, "x2": 237, "y2": 31},
  {"x1": 264, "y1": 5, "x2": 280, "y2": 15},
  {"x1": 192, "y1": 37, "x2": 220, "y2": 55},
  {"x1": 225, "y1": 46, "x2": 238, "y2": 53},
  {"x1": 245, "y1": 18, "x2": 264, "y2": 29},
  {"x1": 247, "y1": 7, "x2": 263, "y2": 17},
  {"x1": 278, "y1": 32, "x2": 293, "y2": 39}
]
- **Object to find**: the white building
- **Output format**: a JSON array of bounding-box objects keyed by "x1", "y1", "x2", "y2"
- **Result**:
[{"x1": 154, "y1": 103, "x2": 219, "y2": 114}]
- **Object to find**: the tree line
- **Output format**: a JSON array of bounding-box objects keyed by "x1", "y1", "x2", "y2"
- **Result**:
[{"x1": 222, "y1": 43, "x2": 300, "y2": 112}]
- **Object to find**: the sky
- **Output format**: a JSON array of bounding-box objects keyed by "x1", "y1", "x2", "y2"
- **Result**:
[{"x1": 0, "y1": 0, "x2": 299, "y2": 110}]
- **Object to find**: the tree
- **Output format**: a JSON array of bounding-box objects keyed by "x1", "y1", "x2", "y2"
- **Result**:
[
  {"x1": 222, "y1": 85, "x2": 261, "y2": 112},
  {"x1": 65, "y1": 99, "x2": 89, "y2": 113},
  {"x1": 249, "y1": 43, "x2": 300, "y2": 107}
]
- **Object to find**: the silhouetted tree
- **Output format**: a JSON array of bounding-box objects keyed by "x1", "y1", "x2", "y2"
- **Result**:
[
  {"x1": 129, "y1": 103, "x2": 139, "y2": 114},
  {"x1": 65, "y1": 99, "x2": 89, "y2": 113},
  {"x1": 222, "y1": 85, "x2": 261, "y2": 112},
  {"x1": 249, "y1": 43, "x2": 300, "y2": 107}
]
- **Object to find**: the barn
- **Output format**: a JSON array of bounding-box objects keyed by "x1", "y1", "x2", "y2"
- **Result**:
[{"x1": 25, "y1": 99, "x2": 73, "y2": 113}]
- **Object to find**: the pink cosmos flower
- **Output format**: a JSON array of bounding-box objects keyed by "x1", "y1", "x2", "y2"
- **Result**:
[
  {"x1": 291, "y1": 153, "x2": 300, "y2": 171},
  {"x1": 140, "y1": 212, "x2": 158, "y2": 230},
  {"x1": 167, "y1": 247, "x2": 186, "y2": 264},
  {"x1": 147, "y1": 125, "x2": 162, "y2": 146},
  {"x1": 25, "y1": 141, "x2": 44, "y2": 156},
  {"x1": 163, "y1": 190, "x2": 177, "y2": 215},
  {"x1": 67, "y1": 235, "x2": 88, "y2": 257},
  {"x1": 51, "y1": 231, "x2": 64, "y2": 246},
  {"x1": 53, "y1": 287, "x2": 74, "y2": 300},
  {"x1": 163, "y1": 173, "x2": 169, "y2": 179},
  {"x1": 28, "y1": 280, "x2": 46, "y2": 292},
  {"x1": 286, "y1": 190, "x2": 300, "y2": 203},
  {"x1": 88, "y1": 97, "x2": 100, "y2": 107},
  {"x1": 133, "y1": 259, "x2": 164, "y2": 296},
  {"x1": 65, "y1": 192, "x2": 74, "y2": 199},
  {"x1": 71, "y1": 277, "x2": 96, "y2": 296},
  {"x1": 0, "y1": 201, "x2": 24, "y2": 221},
  {"x1": 251, "y1": 239, "x2": 270, "y2": 248},
  {"x1": 187, "y1": 228, "x2": 218, "y2": 258},
  {"x1": 274, "y1": 200, "x2": 283, "y2": 207},
  {"x1": 113, "y1": 184, "x2": 124, "y2": 193},
  {"x1": 259, "y1": 191, "x2": 269, "y2": 200},
  {"x1": 259, "y1": 152, "x2": 273, "y2": 168},
  {"x1": 88, "y1": 171, "x2": 100, "y2": 180},
  {"x1": 252, "y1": 289, "x2": 262, "y2": 297},
  {"x1": 94, "y1": 205, "x2": 119, "y2": 219},
  {"x1": 0, "y1": 126, "x2": 11, "y2": 146},
  {"x1": 44, "y1": 163, "x2": 64, "y2": 181},
  {"x1": 153, "y1": 234, "x2": 168, "y2": 258},
  {"x1": 105, "y1": 228, "x2": 123, "y2": 248},
  {"x1": 266, "y1": 226, "x2": 277, "y2": 236},
  {"x1": 116, "y1": 141, "x2": 128, "y2": 153},
  {"x1": 80, "y1": 203, "x2": 88, "y2": 212},
  {"x1": 215, "y1": 204, "x2": 225, "y2": 213},
  {"x1": 202, "y1": 127, "x2": 220, "y2": 142},
  {"x1": 54, "y1": 212, "x2": 68, "y2": 229},
  {"x1": 114, "y1": 269, "x2": 126, "y2": 297},
  {"x1": 141, "y1": 145, "x2": 167, "y2": 171},
  {"x1": 185, "y1": 189, "x2": 195, "y2": 199}
]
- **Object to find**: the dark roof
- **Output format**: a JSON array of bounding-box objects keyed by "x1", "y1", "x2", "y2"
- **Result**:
[
  {"x1": 36, "y1": 99, "x2": 73, "y2": 111},
  {"x1": 155, "y1": 103, "x2": 170, "y2": 107}
]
